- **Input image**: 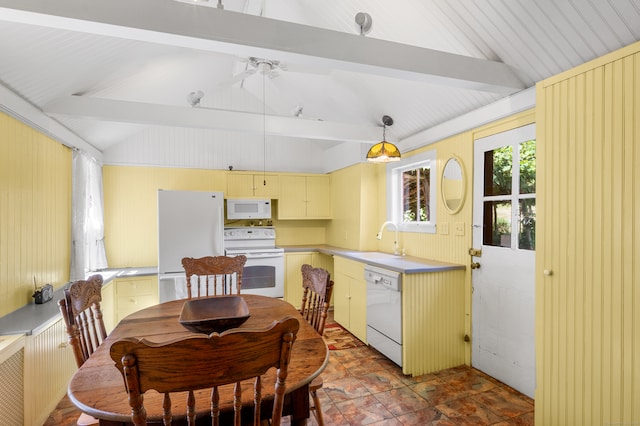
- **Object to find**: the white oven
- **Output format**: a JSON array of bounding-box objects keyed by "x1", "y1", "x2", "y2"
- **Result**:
[{"x1": 223, "y1": 227, "x2": 284, "y2": 298}]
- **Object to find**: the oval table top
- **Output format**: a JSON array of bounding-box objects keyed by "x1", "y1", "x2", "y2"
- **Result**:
[{"x1": 67, "y1": 294, "x2": 328, "y2": 425}]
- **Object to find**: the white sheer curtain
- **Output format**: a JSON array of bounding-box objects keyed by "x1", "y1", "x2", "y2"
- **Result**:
[{"x1": 70, "y1": 150, "x2": 108, "y2": 280}]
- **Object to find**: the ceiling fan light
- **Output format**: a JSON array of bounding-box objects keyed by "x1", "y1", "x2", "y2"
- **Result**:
[{"x1": 366, "y1": 141, "x2": 401, "y2": 162}]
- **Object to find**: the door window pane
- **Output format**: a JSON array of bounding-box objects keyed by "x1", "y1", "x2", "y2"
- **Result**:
[
  {"x1": 483, "y1": 201, "x2": 512, "y2": 247},
  {"x1": 518, "y1": 199, "x2": 536, "y2": 250},
  {"x1": 484, "y1": 146, "x2": 512, "y2": 196},
  {"x1": 519, "y1": 140, "x2": 536, "y2": 194}
]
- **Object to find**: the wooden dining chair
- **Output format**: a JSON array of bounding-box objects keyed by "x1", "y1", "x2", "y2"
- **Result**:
[
  {"x1": 299, "y1": 264, "x2": 334, "y2": 426},
  {"x1": 181, "y1": 255, "x2": 247, "y2": 299},
  {"x1": 58, "y1": 273, "x2": 107, "y2": 426},
  {"x1": 110, "y1": 316, "x2": 300, "y2": 426}
]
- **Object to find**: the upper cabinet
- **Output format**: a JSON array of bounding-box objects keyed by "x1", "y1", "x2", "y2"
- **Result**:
[
  {"x1": 226, "y1": 173, "x2": 279, "y2": 198},
  {"x1": 279, "y1": 175, "x2": 331, "y2": 220}
]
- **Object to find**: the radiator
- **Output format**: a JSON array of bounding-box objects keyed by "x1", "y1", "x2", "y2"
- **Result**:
[{"x1": 0, "y1": 336, "x2": 25, "y2": 426}]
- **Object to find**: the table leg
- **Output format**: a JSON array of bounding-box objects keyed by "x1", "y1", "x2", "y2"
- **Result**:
[{"x1": 290, "y1": 384, "x2": 310, "y2": 426}]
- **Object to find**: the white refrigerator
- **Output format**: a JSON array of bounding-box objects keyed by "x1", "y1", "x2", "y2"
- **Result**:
[{"x1": 157, "y1": 190, "x2": 224, "y2": 302}]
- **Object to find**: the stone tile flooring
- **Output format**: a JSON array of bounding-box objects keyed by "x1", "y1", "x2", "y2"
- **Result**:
[{"x1": 282, "y1": 344, "x2": 535, "y2": 426}]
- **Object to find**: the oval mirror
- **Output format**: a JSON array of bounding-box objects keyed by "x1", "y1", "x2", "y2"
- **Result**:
[{"x1": 441, "y1": 156, "x2": 466, "y2": 214}]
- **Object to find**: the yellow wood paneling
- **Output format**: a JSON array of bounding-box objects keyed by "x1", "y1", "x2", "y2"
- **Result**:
[
  {"x1": 403, "y1": 270, "x2": 466, "y2": 376},
  {"x1": 102, "y1": 166, "x2": 226, "y2": 268},
  {"x1": 0, "y1": 112, "x2": 71, "y2": 316},
  {"x1": 326, "y1": 165, "x2": 364, "y2": 250},
  {"x1": 536, "y1": 44, "x2": 640, "y2": 426}
]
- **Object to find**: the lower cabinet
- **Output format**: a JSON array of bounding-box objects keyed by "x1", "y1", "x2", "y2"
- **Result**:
[
  {"x1": 333, "y1": 256, "x2": 367, "y2": 343},
  {"x1": 114, "y1": 275, "x2": 159, "y2": 324},
  {"x1": 23, "y1": 317, "x2": 77, "y2": 426}
]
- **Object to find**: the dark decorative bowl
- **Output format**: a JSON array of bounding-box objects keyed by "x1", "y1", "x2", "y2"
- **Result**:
[{"x1": 179, "y1": 296, "x2": 250, "y2": 334}]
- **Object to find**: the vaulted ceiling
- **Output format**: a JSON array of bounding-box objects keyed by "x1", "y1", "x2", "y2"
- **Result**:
[{"x1": 0, "y1": 0, "x2": 639, "y2": 160}]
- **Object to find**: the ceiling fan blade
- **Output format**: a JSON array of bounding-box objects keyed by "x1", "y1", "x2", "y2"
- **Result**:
[
  {"x1": 215, "y1": 69, "x2": 256, "y2": 88},
  {"x1": 279, "y1": 62, "x2": 330, "y2": 75}
]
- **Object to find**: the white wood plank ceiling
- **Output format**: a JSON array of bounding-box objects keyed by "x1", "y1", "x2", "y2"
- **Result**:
[{"x1": 0, "y1": 0, "x2": 638, "y2": 167}]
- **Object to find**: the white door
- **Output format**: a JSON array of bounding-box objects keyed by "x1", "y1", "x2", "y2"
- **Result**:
[{"x1": 471, "y1": 124, "x2": 536, "y2": 398}]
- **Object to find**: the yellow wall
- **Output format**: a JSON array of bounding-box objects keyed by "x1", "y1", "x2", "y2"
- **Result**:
[
  {"x1": 0, "y1": 112, "x2": 72, "y2": 316},
  {"x1": 536, "y1": 41, "x2": 640, "y2": 425}
]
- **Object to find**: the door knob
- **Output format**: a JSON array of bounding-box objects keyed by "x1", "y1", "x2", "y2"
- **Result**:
[{"x1": 470, "y1": 262, "x2": 481, "y2": 270}]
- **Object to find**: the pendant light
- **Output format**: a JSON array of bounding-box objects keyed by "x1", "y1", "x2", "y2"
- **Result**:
[{"x1": 366, "y1": 115, "x2": 401, "y2": 162}]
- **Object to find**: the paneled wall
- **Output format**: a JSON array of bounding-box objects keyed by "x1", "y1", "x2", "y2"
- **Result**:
[
  {"x1": 0, "y1": 112, "x2": 71, "y2": 316},
  {"x1": 536, "y1": 41, "x2": 640, "y2": 425}
]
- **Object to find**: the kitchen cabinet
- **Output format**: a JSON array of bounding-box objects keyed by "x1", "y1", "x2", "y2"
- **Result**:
[
  {"x1": 114, "y1": 276, "x2": 158, "y2": 323},
  {"x1": 333, "y1": 256, "x2": 366, "y2": 342},
  {"x1": 278, "y1": 175, "x2": 331, "y2": 219},
  {"x1": 227, "y1": 173, "x2": 279, "y2": 198},
  {"x1": 23, "y1": 317, "x2": 77, "y2": 425}
]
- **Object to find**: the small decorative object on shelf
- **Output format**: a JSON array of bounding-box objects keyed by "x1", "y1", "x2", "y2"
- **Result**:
[{"x1": 33, "y1": 277, "x2": 54, "y2": 304}]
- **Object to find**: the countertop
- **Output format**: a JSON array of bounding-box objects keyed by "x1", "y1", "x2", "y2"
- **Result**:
[
  {"x1": 280, "y1": 244, "x2": 465, "y2": 274},
  {"x1": 0, "y1": 267, "x2": 157, "y2": 337}
]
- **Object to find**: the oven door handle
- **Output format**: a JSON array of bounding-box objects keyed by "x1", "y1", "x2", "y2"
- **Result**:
[{"x1": 241, "y1": 253, "x2": 284, "y2": 260}]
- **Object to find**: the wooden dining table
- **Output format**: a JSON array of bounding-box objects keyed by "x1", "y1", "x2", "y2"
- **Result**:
[{"x1": 67, "y1": 294, "x2": 329, "y2": 425}]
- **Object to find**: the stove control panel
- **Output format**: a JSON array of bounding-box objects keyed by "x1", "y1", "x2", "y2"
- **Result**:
[{"x1": 224, "y1": 227, "x2": 276, "y2": 240}]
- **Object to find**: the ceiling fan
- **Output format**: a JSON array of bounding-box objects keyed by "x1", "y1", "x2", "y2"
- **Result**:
[{"x1": 218, "y1": 56, "x2": 328, "y2": 88}]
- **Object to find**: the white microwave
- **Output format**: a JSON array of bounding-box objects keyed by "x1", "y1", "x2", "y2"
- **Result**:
[{"x1": 226, "y1": 199, "x2": 272, "y2": 220}]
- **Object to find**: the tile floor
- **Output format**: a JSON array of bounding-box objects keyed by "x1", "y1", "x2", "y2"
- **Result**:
[{"x1": 288, "y1": 344, "x2": 534, "y2": 425}]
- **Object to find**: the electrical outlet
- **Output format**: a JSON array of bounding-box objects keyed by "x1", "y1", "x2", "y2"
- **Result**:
[
  {"x1": 454, "y1": 222, "x2": 465, "y2": 236},
  {"x1": 440, "y1": 222, "x2": 449, "y2": 235}
]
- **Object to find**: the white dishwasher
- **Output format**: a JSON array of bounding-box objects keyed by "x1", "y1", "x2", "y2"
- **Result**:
[{"x1": 365, "y1": 265, "x2": 402, "y2": 366}]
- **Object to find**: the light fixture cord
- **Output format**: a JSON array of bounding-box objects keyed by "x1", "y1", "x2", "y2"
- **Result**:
[{"x1": 262, "y1": 70, "x2": 266, "y2": 186}]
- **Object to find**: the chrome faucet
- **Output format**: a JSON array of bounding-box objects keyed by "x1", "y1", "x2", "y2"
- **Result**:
[{"x1": 376, "y1": 221, "x2": 400, "y2": 255}]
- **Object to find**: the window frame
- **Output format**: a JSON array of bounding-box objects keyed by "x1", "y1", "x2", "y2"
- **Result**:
[{"x1": 385, "y1": 149, "x2": 437, "y2": 234}]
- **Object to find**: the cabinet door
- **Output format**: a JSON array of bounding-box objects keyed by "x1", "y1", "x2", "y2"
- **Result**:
[
  {"x1": 24, "y1": 318, "x2": 77, "y2": 425},
  {"x1": 227, "y1": 173, "x2": 280, "y2": 198},
  {"x1": 115, "y1": 276, "x2": 158, "y2": 322},
  {"x1": 284, "y1": 252, "x2": 312, "y2": 308},
  {"x1": 227, "y1": 174, "x2": 255, "y2": 197},
  {"x1": 348, "y1": 273, "x2": 368, "y2": 342},
  {"x1": 279, "y1": 175, "x2": 307, "y2": 219},
  {"x1": 306, "y1": 175, "x2": 331, "y2": 218},
  {"x1": 332, "y1": 271, "x2": 350, "y2": 328},
  {"x1": 253, "y1": 174, "x2": 280, "y2": 198}
]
